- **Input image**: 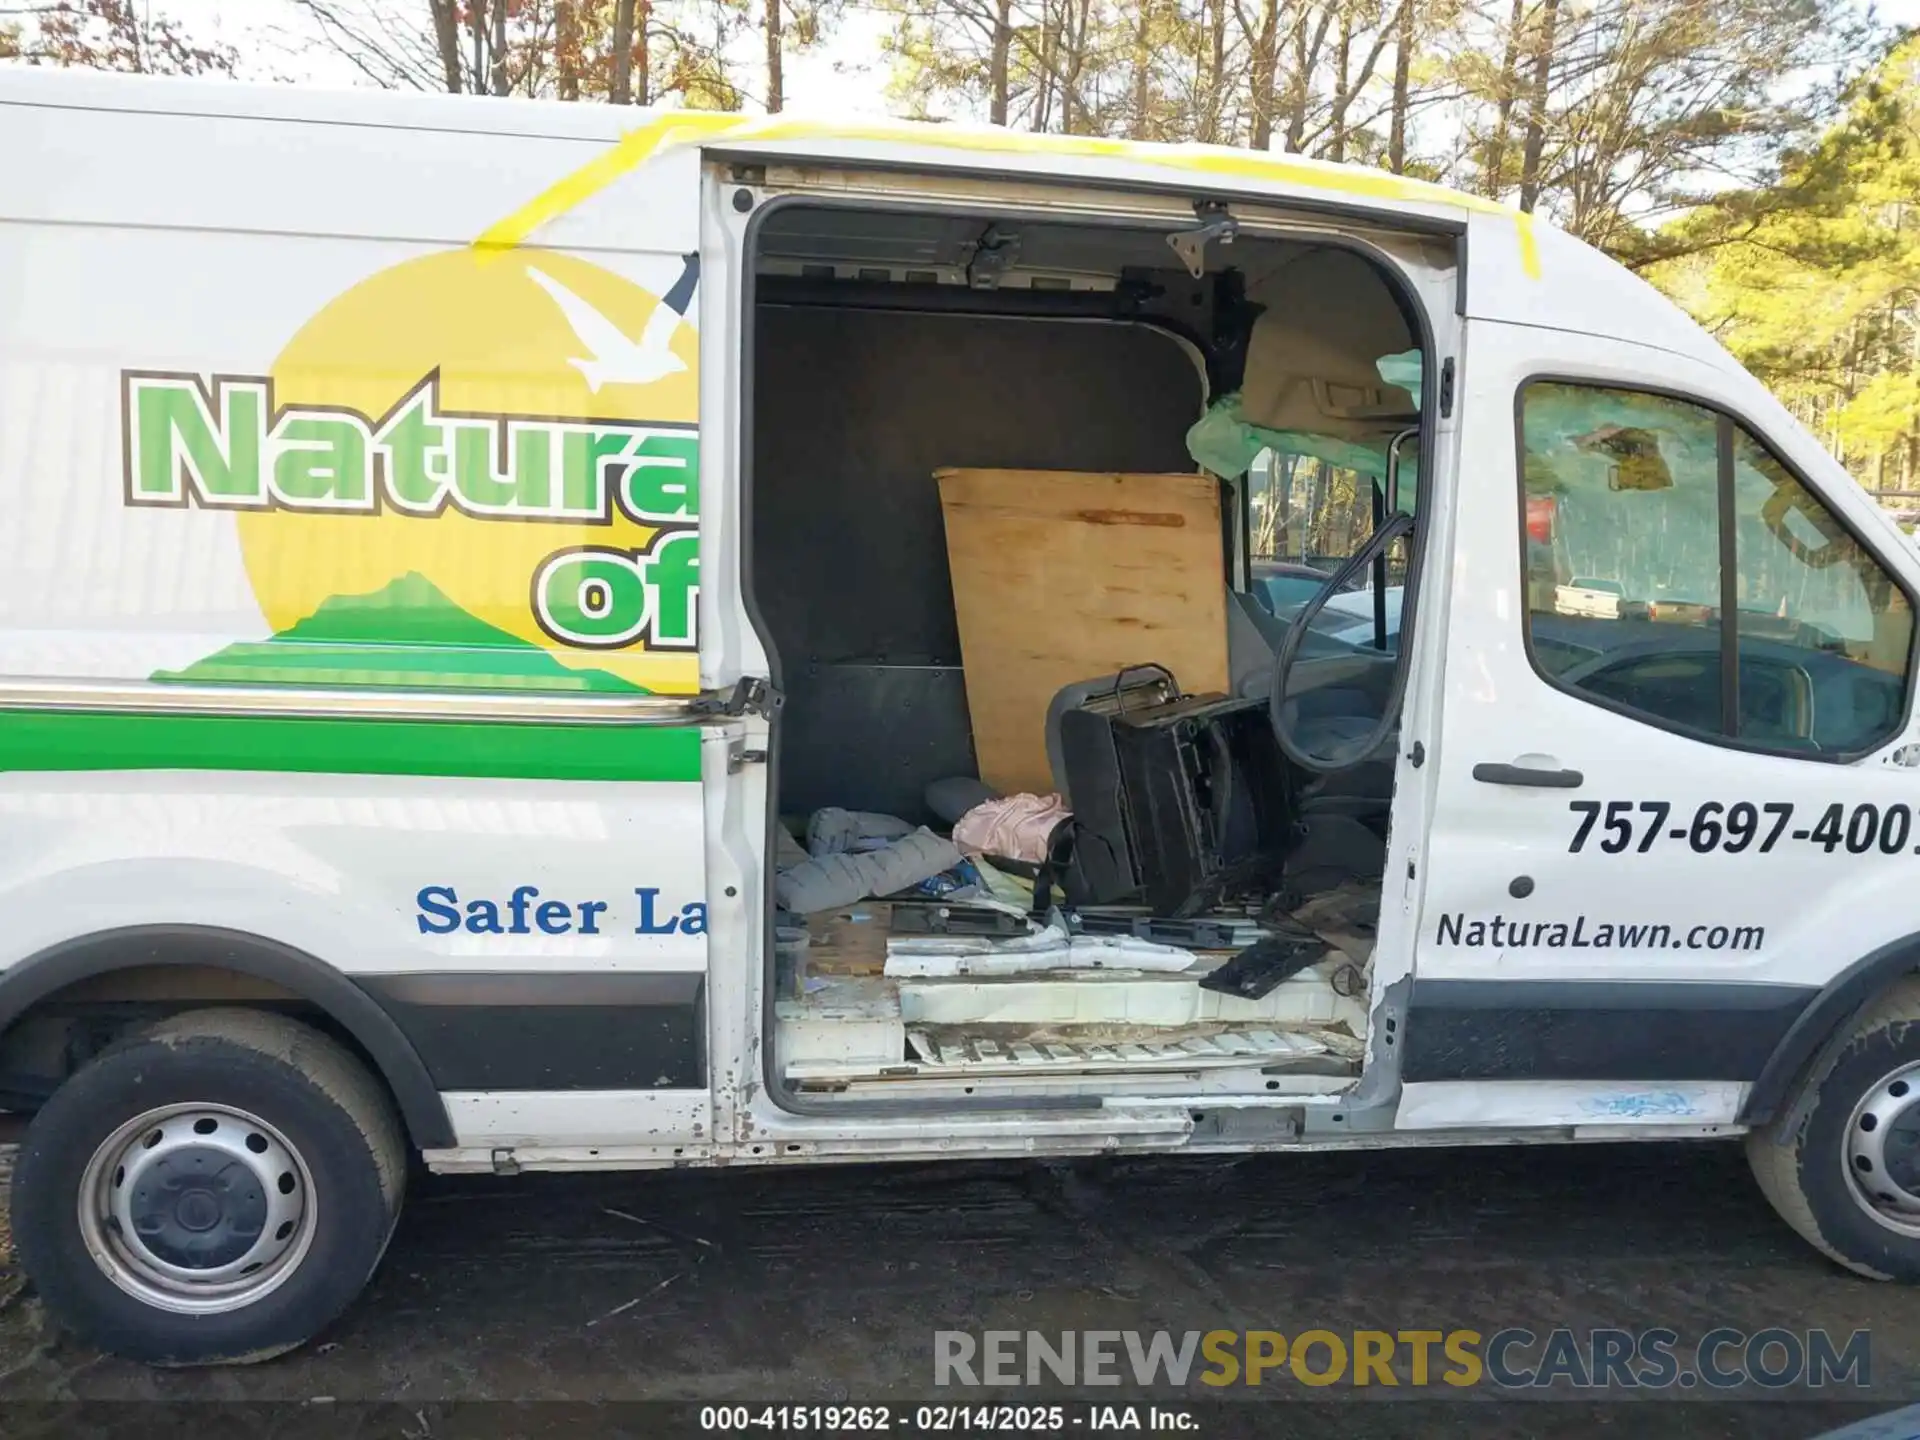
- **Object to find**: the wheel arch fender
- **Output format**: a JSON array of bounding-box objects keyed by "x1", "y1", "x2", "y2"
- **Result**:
[
  {"x1": 0, "y1": 924, "x2": 455, "y2": 1150},
  {"x1": 1741, "y1": 933, "x2": 1920, "y2": 1128}
]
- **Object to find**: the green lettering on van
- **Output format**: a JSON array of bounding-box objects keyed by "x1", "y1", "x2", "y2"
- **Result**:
[
  {"x1": 510, "y1": 425, "x2": 554, "y2": 509},
  {"x1": 451, "y1": 421, "x2": 516, "y2": 509},
  {"x1": 272, "y1": 416, "x2": 370, "y2": 505},
  {"x1": 121, "y1": 370, "x2": 704, "y2": 656},
  {"x1": 126, "y1": 370, "x2": 699, "y2": 525},
  {"x1": 620, "y1": 432, "x2": 700, "y2": 520},
  {"x1": 537, "y1": 550, "x2": 649, "y2": 646},
  {"x1": 130, "y1": 376, "x2": 265, "y2": 503},
  {"x1": 447, "y1": 420, "x2": 506, "y2": 510},
  {"x1": 642, "y1": 529, "x2": 699, "y2": 647},
  {"x1": 560, "y1": 428, "x2": 634, "y2": 513},
  {"x1": 375, "y1": 387, "x2": 448, "y2": 510}
]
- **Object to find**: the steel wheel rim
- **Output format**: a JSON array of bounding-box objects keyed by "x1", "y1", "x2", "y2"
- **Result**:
[
  {"x1": 1844, "y1": 1061, "x2": 1920, "y2": 1238},
  {"x1": 77, "y1": 1102, "x2": 318, "y2": 1315}
]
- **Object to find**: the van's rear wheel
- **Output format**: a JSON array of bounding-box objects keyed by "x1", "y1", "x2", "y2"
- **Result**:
[
  {"x1": 13, "y1": 1008, "x2": 406, "y2": 1364},
  {"x1": 1748, "y1": 977, "x2": 1920, "y2": 1280}
]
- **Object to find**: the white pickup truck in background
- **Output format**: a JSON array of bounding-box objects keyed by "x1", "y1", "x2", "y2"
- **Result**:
[{"x1": 1554, "y1": 576, "x2": 1627, "y2": 618}]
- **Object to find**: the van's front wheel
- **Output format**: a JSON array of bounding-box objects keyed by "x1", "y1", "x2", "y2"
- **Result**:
[
  {"x1": 1748, "y1": 977, "x2": 1920, "y2": 1280},
  {"x1": 12, "y1": 1008, "x2": 406, "y2": 1364}
]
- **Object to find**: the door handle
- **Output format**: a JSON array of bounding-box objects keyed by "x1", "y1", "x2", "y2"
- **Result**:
[{"x1": 1472, "y1": 762, "x2": 1584, "y2": 789}]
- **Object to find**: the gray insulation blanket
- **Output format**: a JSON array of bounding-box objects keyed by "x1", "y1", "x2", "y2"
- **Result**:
[
  {"x1": 774, "y1": 825, "x2": 811, "y2": 870},
  {"x1": 807, "y1": 807, "x2": 917, "y2": 857},
  {"x1": 775, "y1": 827, "x2": 962, "y2": 915}
]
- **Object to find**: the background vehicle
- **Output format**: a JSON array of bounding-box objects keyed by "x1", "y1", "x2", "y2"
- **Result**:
[
  {"x1": 1249, "y1": 559, "x2": 1348, "y2": 615},
  {"x1": 1554, "y1": 576, "x2": 1627, "y2": 618}
]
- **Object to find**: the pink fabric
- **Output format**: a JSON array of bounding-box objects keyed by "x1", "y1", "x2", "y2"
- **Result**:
[{"x1": 952, "y1": 793, "x2": 1071, "y2": 863}]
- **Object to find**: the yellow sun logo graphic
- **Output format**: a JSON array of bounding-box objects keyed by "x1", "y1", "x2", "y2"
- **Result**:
[{"x1": 164, "y1": 246, "x2": 707, "y2": 696}]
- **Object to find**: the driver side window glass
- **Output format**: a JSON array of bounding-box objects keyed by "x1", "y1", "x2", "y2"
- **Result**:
[
  {"x1": 1519, "y1": 382, "x2": 1915, "y2": 755},
  {"x1": 1731, "y1": 433, "x2": 1913, "y2": 751},
  {"x1": 1520, "y1": 384, "x2": 1725, "y2": 738}
]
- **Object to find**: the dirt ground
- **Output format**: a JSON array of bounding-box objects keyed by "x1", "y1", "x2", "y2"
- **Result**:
[{"x1": 3, "y1": 1138, "x2": 1920, "y2": 1438}]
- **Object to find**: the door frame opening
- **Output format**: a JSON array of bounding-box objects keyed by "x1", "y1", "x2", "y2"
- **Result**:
[{"x1": 726, "y1": 172, "x2": 1453, "y2": 1120}]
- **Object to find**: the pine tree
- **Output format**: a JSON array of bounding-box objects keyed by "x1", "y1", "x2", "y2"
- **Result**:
[{"x1": 1648, "y1": 38, "x2": 1920, "y2": 496}]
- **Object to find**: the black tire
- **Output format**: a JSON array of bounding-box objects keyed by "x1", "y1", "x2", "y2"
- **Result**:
[
  {"x1": 12, "y1": 1008, "x2": 408, "y2": 1364},
  {"x1": 1748, "y1": 976, "x2": 1920, "y2": 1280}
]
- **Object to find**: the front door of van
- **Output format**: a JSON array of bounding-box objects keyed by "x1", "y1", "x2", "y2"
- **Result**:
[{"x1": 1399, "y1": 319, "x2": 1920, "y2": 1131}]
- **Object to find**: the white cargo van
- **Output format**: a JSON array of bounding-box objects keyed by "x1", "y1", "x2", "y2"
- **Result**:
[{"x1": 4, "y1": 69, "x2": 1920, "y2": 1365}]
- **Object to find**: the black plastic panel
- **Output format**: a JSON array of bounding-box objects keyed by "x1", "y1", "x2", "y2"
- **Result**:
[
  {"x1": 779, "y1": 662, "x2": 978, "y2": 820},
  {"x1": 357, "y1": 972, "x2": 706, "y2": 1091},
  {"x1": 1400, "y1": 978, "x2": 1818, "y2": 1083},
  {"x1": 753, "y1": 304, "x2": 1205, "y2": 818}
]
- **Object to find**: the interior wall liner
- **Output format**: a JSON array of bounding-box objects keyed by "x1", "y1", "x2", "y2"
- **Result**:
[{"x1": 753, "y1": 304, "x2": 1203, "y2": 818}]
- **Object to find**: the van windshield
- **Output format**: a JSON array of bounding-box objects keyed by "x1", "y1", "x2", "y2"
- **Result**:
[{"x1": 1249, "y1": 450, "x2": 1405, "y2": 651}]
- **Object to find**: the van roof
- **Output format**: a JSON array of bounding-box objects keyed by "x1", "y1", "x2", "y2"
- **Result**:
[
  {"x1": 3, "y1": 68, "x2": 1494, "y2": 216},
  {"x1": 0, "y1": 67, "x2": 1738, "y2": 369}
]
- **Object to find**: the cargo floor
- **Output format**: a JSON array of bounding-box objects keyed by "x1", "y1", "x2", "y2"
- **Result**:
[{"x1": 774, "y1": 888, "x2": 1378, "y2": 1091}]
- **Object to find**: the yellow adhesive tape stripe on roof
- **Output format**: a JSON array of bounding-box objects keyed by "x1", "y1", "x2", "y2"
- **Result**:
[
  {"x1": 474, "y1": 110, "x2": 744, "y2": 255},
  {"x1": 475, "y1": 113, "x2": 1541, "y2": 281}
]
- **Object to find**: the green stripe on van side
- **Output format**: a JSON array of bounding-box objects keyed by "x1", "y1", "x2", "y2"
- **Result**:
[{"x1": 0, "y1": 709, "x2": 703, "y2": 782}]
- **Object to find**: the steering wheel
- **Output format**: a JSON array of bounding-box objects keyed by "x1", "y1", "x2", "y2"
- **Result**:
[{"x1": 1267, "y1": 510, "x2": 1417, "y2": 773}]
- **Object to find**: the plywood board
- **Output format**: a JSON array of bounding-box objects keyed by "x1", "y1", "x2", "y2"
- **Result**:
[{"x1": 937, "y1": 469, "x2": 1228, "y2": 796}]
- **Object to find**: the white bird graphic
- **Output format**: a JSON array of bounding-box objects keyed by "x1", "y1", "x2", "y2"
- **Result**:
[{"x1": 526, "y1": 265, "x2": 688, "y2": 393}]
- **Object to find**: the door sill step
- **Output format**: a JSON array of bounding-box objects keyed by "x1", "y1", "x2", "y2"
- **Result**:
[{"x1": 784, "y1": 1024, "x2": 1354, "y2": 1083}]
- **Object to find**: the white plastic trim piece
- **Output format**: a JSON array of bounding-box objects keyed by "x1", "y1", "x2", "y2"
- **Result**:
[{"x1": 884, "y1": 924, "x2": 1196, "y2": 977}]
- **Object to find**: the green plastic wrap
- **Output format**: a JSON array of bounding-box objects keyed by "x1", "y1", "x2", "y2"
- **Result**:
[
  {"x1": 1186, "y1": 394, "x2": 1405, "y2": 480},
  {"x1": 1185, "y1": 351, "x2": 1426, "y2": 483}
]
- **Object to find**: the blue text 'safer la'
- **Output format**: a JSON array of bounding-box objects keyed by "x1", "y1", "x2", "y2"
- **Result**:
[
  {"x1": 415, "y1": 885, "x2": 708, "y2": 936},
  {"x1": 633, "y1": 887, "x2": 708, "y2": 934}
]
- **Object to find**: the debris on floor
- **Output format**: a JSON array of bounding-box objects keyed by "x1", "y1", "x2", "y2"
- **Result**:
[
  {"x1": 775, "y1": 825, "x2": 810, "y2": 870},
  {"x1": 906, "y1": 1026, "x2": 1329, "y2": 1072},
  {"x1": 773, "y1": 801, "x2": 1043, "y2": 918},
  {"x1": 1067, "y1": 911, "x2": 1265, "y2": 950},
  {"x1": 973, "y1": 857, "x2": 1036, "y2": 908},
  {"x1": 952, "y1": 791, "x2": 1071, "y2": 863},
  {"x1": 1198, "y1": 928, "x2": 1331, "y2": 1000},
  {"x1": 769, "y1": 789, "x2": 1382, "y2": 1090},
  {"x1": 884, "y1": 921, "x2": 1197, "y2": 978},
  {"x1": 1284, "y1": 879, "x2": 1380, "y2": 967},
  {"x1": 807, "y1": 807, "x2": 917, "y2": 856},
  {"x1": 797, "y1": 906, "x2": 889, "y2": 976},
  {"x1": 888, "y1": 903, "x2": 1030, "y2": 938},
  {"x1": 775, "y1": 827, "x2": 962, "y2": 915}
]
